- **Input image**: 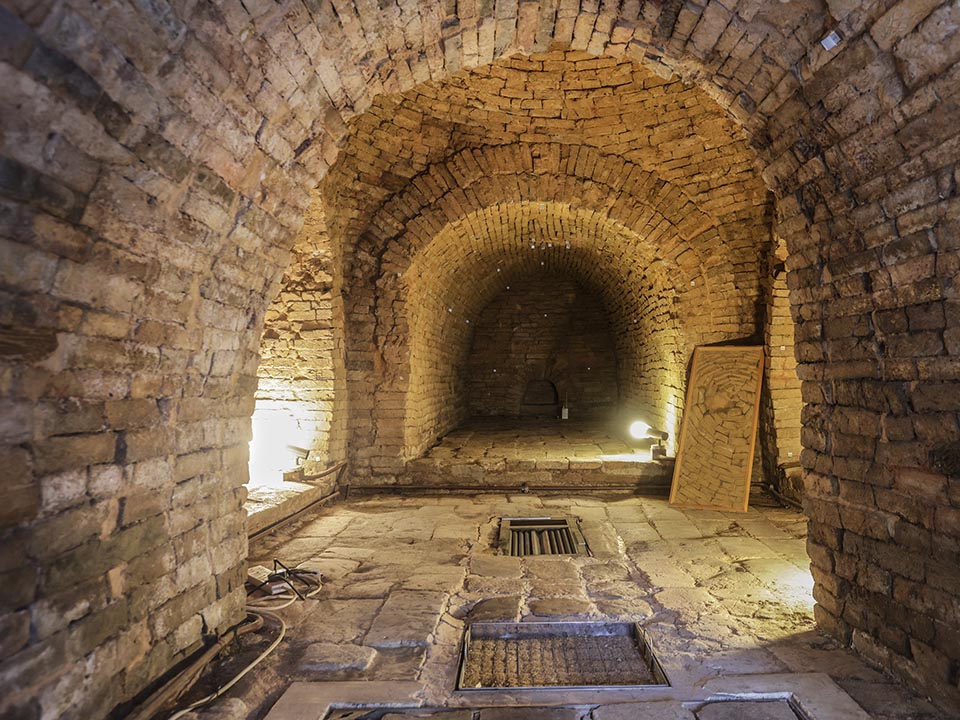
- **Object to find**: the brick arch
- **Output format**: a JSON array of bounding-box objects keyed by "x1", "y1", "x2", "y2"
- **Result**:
[
  {"x1": 319, "y1": 52, "x2": 768, "y2": 269},
  {"x1": 211, "y1": 0, "x2": 847, "y2": 159},
  {"x1": 342, "y1": 144, "x2": 767, "y2": 461},
  {"x1": 3, "y1": 2, "x2": 959, "y2": 716},
  {"x1": 343, "y1": 150, "x2": 765, "y2": 471},
  {"x1": 348, "y1": 142, "x2": 750, "y2": 292},
  {"x1": 361, "y1": 202, "x2": 694, "y2": 466}
]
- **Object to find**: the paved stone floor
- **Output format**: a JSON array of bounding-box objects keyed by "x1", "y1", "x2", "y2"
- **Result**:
[
  {"x1": 191, "y1": 493, "x2": 940, "y2": 719},
  {"x1": 246, "y1": 478, "x2": 316, "y2": 517},
  {"x1": 423, "y1": 417, "x2": 642, "y2": 462},
  {"x1": 401, "y1": 419, "x2": 673, "y2": 490}
]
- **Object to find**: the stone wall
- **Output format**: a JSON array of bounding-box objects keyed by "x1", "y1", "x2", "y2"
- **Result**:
[
  {"x1": 466, "y1": 274, "x2": 618, "y2": 418},
  {"x1": 0, "y1": 4, "x2": 315, "y2": 716},
  {"x1": 345, "y1": 189, "x2": 761, "y2": 476},
  {"x1": 332, "y1": 60, "x2": 772, "y2": 474},
  {"x1": 758, "y1": 230, "x2": 805, "y2": 501},
  {"x1": 767, "y1": 14, "x2": 960, "y2": 706}
]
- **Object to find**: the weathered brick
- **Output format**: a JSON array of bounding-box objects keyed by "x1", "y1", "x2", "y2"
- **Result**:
[
  {"x1": 0, "y1": 447, "x2": 37, "y2": 528},
  {"x1": 33, "y1": 433, "x2": 117, "y2": 476}
]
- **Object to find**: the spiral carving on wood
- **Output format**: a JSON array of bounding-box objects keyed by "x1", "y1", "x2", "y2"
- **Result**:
[{"x1": 670, "y1": 346, "x2": 764, "y2": 512}]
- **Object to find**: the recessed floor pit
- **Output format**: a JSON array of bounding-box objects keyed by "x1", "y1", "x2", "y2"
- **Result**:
[
  {"x1": 697, "y1": 700, "x2": 805, "y2": 720},
  {"x1": 457, "y1": 621, "x2": 669, "y2": 690},
  {"x1": 498, "y1": 517, "x2": 587, "y2": 556}
]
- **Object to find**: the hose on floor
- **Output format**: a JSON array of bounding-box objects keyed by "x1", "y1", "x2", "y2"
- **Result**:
[{"x1": 130, "y1": 562, "x2": 322, "y2": 719}]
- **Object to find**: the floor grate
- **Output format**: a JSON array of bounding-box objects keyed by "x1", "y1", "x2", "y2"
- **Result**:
[
  {"x1": 499, "y1": 517, "x2": 585, "y2": 556},
  {"x1": 457, "y1": 621, "x2": 669, "y2": 689}
]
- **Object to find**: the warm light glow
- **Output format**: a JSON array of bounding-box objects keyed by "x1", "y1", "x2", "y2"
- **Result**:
[
  {"x1": 629, "y1": 421, "x2": 651, "y2": 439},
  {"x1": 249, "y1": 403, "x2": 312, "y2": 487}
]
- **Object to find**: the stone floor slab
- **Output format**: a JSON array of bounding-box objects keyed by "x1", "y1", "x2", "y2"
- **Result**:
[
  {"x1": 366, "y1": 590, "x2": 449, "y2": 648},
  {"x1": 467, "y1": 596, "x2": 522, "y2": 622},
  {"x1": 696, "y1": 700, "x2": 799, "y2": 719},
  {"x1": 470, "y1": 555, "x2": 523, "y2": 578},
  {"x1": 299, "y1": 643, "x2": 377, "y2": 673},
  {"x1": 527, "y1": 597, "x2": 593, "y2": 617}
]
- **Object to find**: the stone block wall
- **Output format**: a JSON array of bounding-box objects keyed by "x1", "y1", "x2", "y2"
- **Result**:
[
  {"x1": 763, "y1": 8, "x2": 960, "y2": 704},
  {"x1": 0, "y1": 3, "x2": 328, "y2": 716},
  {"x1": 767, "y1": 23, "x2": 960, "y2": 708},
  {"x1": 330, "y1": 56, "x2": 771, "y2": 475},
  {"x1": 466, "y1": 275, "x2": 618, "y2": 418},
  {"x1": 345, "y1": 190, "x2": 762, "y2": 477}
]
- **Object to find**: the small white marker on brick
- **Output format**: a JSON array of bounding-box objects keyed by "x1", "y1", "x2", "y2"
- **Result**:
[{"x1": 820, "y1": 31, "x2": 841, "y2": 51}]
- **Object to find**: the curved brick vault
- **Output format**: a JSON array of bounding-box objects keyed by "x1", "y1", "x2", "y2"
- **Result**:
[
  {"x1": 326, "y1": 123, "x2": 773, "y2": 473},
  {"x1": 376, "y1": 201, "x2": 694, "y2": 468},
  {"x1": 323, "y1": 54, "x2": 767, "y2": 248},
  {"x1": 345, "y1": 182, "x2": 755, "y2": 473},
  {"x1": 2, "y1": 1, "x2": 959, "y2": 717}
]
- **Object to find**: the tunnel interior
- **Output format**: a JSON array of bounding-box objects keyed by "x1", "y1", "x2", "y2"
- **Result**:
[
  {"x1": 251, "y1": 53, "x2": 780, "y2": 488},
  {"x1": 3, "y1": 1, "x2": 959, "y2": 718},
  {"x1": 467, "y1": 271, "x2": 618, "y2": 419}
]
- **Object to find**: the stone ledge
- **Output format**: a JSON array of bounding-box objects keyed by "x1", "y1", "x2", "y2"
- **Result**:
[
  {"x1": 388, "y1": 458, "x2": 675, "y2": 493},
  {"x1": 246, "y1": 480, "x2": 338, "y2": 537}
]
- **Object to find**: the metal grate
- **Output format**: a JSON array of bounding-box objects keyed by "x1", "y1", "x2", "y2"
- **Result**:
[
  {"x1": 498, "y1": 517, "x2": 585, "y2": 556},
  {"x1": 457, "y1": 621, "x2": 670, "y2": 689}
]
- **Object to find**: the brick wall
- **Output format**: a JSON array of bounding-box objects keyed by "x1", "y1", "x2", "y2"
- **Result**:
[
  {"x1": 340, "y1": 153, "x2": 766, "y2": 474},
  {"x1": 758, "y1": 229, "x2": 805, "y2": 500},
  {"x1": 766, "y1": 16, "x2": 960, "y2": 706},
  {"x1": 466, "y1": 274, "x2": 618, "y2": 417},
  {"x1": 330, "y1": 55, "x2": 769, "y2": 474},
  {"x1": 0, "y1": 3, "x2": 331, "y2": 716},
  {"x1": 343, "y1": 190, "x2": 761, "y2": 476},
  {"x1": 253, "y1": 201, "x2": 347, "y2": 480}
]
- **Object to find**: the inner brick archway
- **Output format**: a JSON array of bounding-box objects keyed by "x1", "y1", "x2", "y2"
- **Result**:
[
  {"x1": 345, "y1": 191, "x2": 748, "y2": 473},
  {"x1": 329, "y1": 107, "x2": 771, "y2": 474},
  {"x1": 2, "y1": 2, "x2": 958, "y2": 717}
]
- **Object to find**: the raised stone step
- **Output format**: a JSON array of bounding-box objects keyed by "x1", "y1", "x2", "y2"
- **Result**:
[{"x1": 396, "y1": 456, "x2": 675, "y2": 493}]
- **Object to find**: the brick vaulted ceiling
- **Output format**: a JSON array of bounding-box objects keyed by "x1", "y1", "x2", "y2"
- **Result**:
[
  {"x1": 322, "y1": 52, "x2": 770, "y2": 275},
  {"x1": 323, "y1": 53, "x2": 767, "y2": 225},
  {"x1": 309, "y1": 53, "x2": 773, "y2": 465}
]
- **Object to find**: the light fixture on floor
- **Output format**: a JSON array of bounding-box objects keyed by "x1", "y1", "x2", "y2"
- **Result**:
[
  {"x1": 629, "y1": 421, "x2": 669, "y2": 460},
  {"x1": 282, "y1": 445, "x2": 310, "y2": 481}
]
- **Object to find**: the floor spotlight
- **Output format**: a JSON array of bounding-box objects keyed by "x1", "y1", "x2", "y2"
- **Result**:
[{"x1": 628, "y1": 421, "x2": 669, "y2": 460}]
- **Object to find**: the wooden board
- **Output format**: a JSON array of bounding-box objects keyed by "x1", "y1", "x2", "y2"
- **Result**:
[{"x1": 669, "y1": 345, "x2": 764, "y2": 512}]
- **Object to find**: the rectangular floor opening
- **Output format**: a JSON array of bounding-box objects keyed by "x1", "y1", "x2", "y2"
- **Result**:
[
  {"x1": 498, "y1": 517, "x2": 586, "y2": 556},
  {"x1": 457, "y1": 621, "x2": 669, "y2": 690}
]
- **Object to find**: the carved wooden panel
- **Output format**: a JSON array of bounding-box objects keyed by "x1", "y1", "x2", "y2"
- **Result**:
[{"x1": 669, "y1": 346, "x2": 764, "y2": 512}]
